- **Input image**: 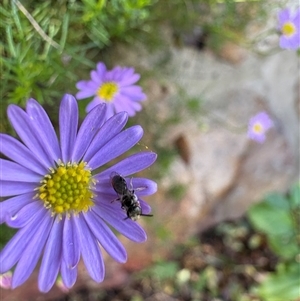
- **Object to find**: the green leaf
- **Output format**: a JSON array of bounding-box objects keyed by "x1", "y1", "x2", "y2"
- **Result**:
[
  {"x1": 248, "y1": 199, "x2": 293, "y2": 236},
  {"x1": 150, "y1": 261, "x2": 179, "y2": 281},
  {"x1": 255, "y1": 264, "x2": 300, "y2": 301},
  {"x1": 290, "y1": 182, "x2": 300, "y2": 208},
  {"x1": 248, "y1": 192, "x2": 298, "y2": 258},
  {"x1": 264, "y1": 193, "x2": 290, "y2": 210},
  {"x1": 268, "y1": 235, "x2": 299, "y2": 259}
]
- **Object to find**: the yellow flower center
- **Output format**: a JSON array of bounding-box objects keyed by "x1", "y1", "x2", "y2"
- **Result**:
[
  {"x1": 38, "y1": 161, "x2": 95, "y2": 215},
  {"x1": 282, "y1": 21, "x2": 296, "y2": 37},
  {"x1": 97, "y1": 82, "x2": 118, "y2": 102},
  {"x1": 253, "y1": 123, "x2": 263, "y2": 134}
]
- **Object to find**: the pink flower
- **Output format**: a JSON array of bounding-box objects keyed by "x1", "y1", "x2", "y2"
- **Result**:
[
  {"x1": 76, "y1": 62, "x2": 146, "y2": 120},
  {"x1": 278, "y1": 8, "x2": 300, "y2": 50},
  {"x1": 247, "y1": 112, "x2": 273, "y2": 143}
]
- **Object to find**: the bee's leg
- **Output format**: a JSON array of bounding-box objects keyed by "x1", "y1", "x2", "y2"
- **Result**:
[
  {"x1": 111, "y1": 196, "x2": 121, "y2": 203},
  {"x1": 129, "y1": 177, "x2": 134, "y2": 191}
]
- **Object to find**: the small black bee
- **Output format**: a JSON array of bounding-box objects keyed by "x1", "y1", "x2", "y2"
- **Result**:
[{"x1": 110, "y1": 172, "x2": 153, "y2": 221}]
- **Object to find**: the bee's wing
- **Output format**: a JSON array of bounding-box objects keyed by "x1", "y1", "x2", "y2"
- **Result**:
[
  {"x1": 110, "y1": 171, "x2": 120, "y2": 179},
  {"x1": 110, "y1": 171, "x2": 128, "y2": 195}
]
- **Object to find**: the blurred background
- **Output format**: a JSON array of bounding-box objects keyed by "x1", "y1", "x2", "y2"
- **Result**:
[{"x1": 0, "y1": 0, "x2": 299, "y2": 300}]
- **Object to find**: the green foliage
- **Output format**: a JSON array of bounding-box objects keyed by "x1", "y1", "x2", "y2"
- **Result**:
[
  {"x1": 248, "y1": 183, "x2": 299, "y2": 259},
  {"x1": 149, "y1": 261, "x2": 179, "y2": 281},
  {"x1": 153, "y1": 0, "x2": 267, "y2": 50},
  {"x1": 0, "y1": 0, "x2": 156, "y2": 121},
  {"x1": 248, "y1": 182, "x2": 300, "y2": 301},
  {"x1": 202, "y1": 0, "x2": 268, "y2": 50},
  {"x1": 0, "y1": 224, "x2": 17, "y2": 249},
  {"x1": 81, "y1": 0, "x2": 155, "y2": 47},
  {"x1": 0, "y1": 0, "x2": 267, "y2": 112},
  {"x1": 167, "y1": 184, "x2": 187, "y2": 202},
  {"x1": 254, "y1": 263, "x2": 300, "y2": 301}
]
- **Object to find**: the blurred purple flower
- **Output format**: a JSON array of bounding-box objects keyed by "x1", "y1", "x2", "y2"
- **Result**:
[
  {"x1": 76, "y1": 62, "x2": 146, "y2": 119},
  {"x1": 247, "y1": 112, "x2": 273, "y2": 143},
  {"x1": 0, "y1": 94, "x2": 157, "y2": 292},
  {"x1": 56, "y1": 276, "x2": 69, "y2": 293},
  {"x1": 0, "y1": 271, "x2": 12, "y2": 289},
  {"x1": 278, "y1": 8, "x2": 300, "y2": 49}
]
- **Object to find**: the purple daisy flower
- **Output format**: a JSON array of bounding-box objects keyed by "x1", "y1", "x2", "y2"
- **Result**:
[
  {"x1": 278, "y1": 8, "x2": 300, "y2": 50},
  {"x1": 247, "y1": 111, "x2": 273, "y2": 143},
  {"x1": 76, "y1": 62, "x2": 146, "y2": 119},
  {"x1": 0, "y1": 94, "x2": 157, "y2": 292}
]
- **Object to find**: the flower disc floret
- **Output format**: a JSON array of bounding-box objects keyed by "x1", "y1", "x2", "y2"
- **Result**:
[
  {"x1": 253, "y1": 123, "x2": 263, "y2": 134},
  {"x1": 38, "y1": 161, "x2": 94, "y2": 214},
  {"x1": 97, "y1": 82, "x2": 119, "y2": 102},
  {"x1": 282, "y1": 21, "x2": 296, "y2": 36}
]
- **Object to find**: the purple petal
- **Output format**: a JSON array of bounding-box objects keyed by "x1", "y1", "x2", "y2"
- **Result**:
[
  {"x1": 293, "y1": 10, "x2": 300, "y2": 27},
  {"x1": 111, "y1": 66, "x2": 123, "y2": 80},
  {"x1": 76, "y1": 90, "x2": 94, "y2": 100},
  {"x1": 91, "y1": 70, "x2": 102, "y2": 83},
  {"x1": 113, "y1": 96, "x2": 137, "y2": 116},
  {"x1": 96, "y1": 62, "x2": 107, "y2": 77},
  {"x1": 131, "y1": 178, "x2": 157, "y2": 196},
  {"x1": 92, "y1": 174, "x2": 115, "y2": 193},
  {"x1": 248, "y1": 132, "x2": 266, "y2": 143},
  {"x1": 130, "y1": 101, "x2": 143, "y2": 111},
  {"x1": 92, "y1": 203, "x2": 147, "y2": 242},
  {"x1": 26, "y1": 99, "x2": 61, "y2": 162},
  {"x1": 6, "y1": 201, "x2": 44, "y2": 228},
  {"x1": 76, "y1": 81, "x2": 97, "y2": 99},
  {"x1": 61, "y1": 259, "x2": 77, "y2": 288},
  {"x1": 0, "y1": 159, "x2": 41, "y2": 183},
  {"x1": 0, "y1": 192, "x2": 36, "y2": 224},
  {"x1": 120, "y1": 85, "x2": 144, "y2": 98},
  {"x1": 94, "y1": 152, "x2": 157, "y2": 181},
  {"x1": 83, "y1": 112, "x2": 128, "y2": 163},
  {"x1": 280, "y1": 35, "x2": 300, "y2": 49},
  {"x1": 73, "y1": 216, "x2": 105, "y2": 282},
  {"x1": 77, "y1": 80, "x2": 99, "y2": 91},
  {"x1": 11, "y1": 213, "x2": 53, "y2": 289},
  {"x1": 278, "y1": 8, "x2": 291, "y2": 26},
  {"x1": 38, "y1": 216, "x2": 63, "y2": 293},
  {"x1": 85, "y1": 97, "x2": 103, "y2": 113},
  {"x1": 139, "y1": 199, "x2": 152, "y2": 215},
  {"x1": 76, "y1": 80, "x2": 91, "y2": 90},
  {"x1": 71, "y1": 104, "x2": 106, "y2": 162},
  {"x1": 62, "y1": 216, "x2": 80, "y2": 268},
  {"x1": 104, "y1": 69, "x2": 117, "y2": 82},
  {"x1": 129, "y1": 102, "x2": 143, "y2": 116},
  {"x1": 0, "y1": 134, "x2": 46, "y2": 175},
  {"x1": 117, "y1": 67, "x2": 135, "y2": 80},
  {"x1": 0, "y1": 208, "x2": 49, "y2": 273},
  {"x1": 59, "y1": 94, "x2": 78, "y2": 163},
  {"x1": 84, "y1": 211, "x2": 127, "y2": 263},
  {"x1": 93, "y1": 191, "x2": 120, "y2": 205},
  {"x1": 7, "y1": 105, "x2": 52, "y2": 168},
  {"x1": 88, "y1": 125, "x2": 143, "y2": 170},
  {"x1": 119, "y1": 74, "x2": 140, "y2": 86},
  {"x1": 104, "y1": 103, "x2": 116, "y2": 119},
  {"x1": 0, "y1": 181, "x2": 37, "y2": 197}
]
